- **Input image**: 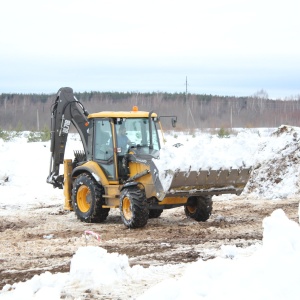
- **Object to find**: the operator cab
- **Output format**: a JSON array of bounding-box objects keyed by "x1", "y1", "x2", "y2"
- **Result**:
[{"x1": 89, "y1": 110, "x2": 160, "y2": 183}]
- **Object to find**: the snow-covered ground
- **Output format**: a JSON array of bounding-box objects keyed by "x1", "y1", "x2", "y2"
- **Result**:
[{"x1": 1, "y1": 126, "x2": 300, "y2": 299}]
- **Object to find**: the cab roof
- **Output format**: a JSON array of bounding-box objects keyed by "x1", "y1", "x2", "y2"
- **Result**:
[{"x1": 88, "y1": 110, "x2": 158, "y2": 119}]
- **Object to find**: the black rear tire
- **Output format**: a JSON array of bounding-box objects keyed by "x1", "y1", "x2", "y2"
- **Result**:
[
  {"x1": 72, "y1": 173, "x2": 110, "y2": 223},
  {"x1": 184, "y1": 196, "x2": 212, "y2": 221},
  {"x1": 120, "y1": 186, "x2": 149, "y2": 228}
]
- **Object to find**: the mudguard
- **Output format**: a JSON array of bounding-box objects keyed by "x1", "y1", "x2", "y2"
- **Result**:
[{"x1": 72, "y1": 161, "x2": 109, "y2": 186}]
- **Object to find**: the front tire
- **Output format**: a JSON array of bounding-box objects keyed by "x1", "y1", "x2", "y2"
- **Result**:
[
  {"x1": 184, "y1": 196, "x2": 212, "y2": 221},
  {"x1": 72, "y1": 173, "x2": 109, "y2": 223},
  {"x1": 120, "y1": 186, "x2": 149, "y2": 228}
]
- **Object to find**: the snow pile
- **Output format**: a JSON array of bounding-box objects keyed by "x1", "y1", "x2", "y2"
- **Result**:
[
  {"x1": 244, "y1": 125, "x2": 300, "y2": 199},
  {"x1": 2, "y1": 209, "x2": 299, "y2": 299},
  {"x1": 0, "y1": 133, "x2": 79, "y2": 212},
  {"x1": 0, "y1": 272, "x2": 68, "y2": 300},
  {"x1": 155, "y1": 130, "x2": 257, "y2": 191},
  {"x1": 69, "y1": 246, "x2": 129, "y2": 287},
  {"x1": 157, "y1": 130, "x2": 254, "y2": 170},
  {"x1": 0, "y1": 247, "x2": 130, "y2": 299},
  {"x1": 138, "y1": 209, "x2": 300, "y2": 300},
  {"x1": 0, "y1": 245, "x2": 183, "y2": 299},
  {"x1": 154, "y1": 126, "x2": 300, "y2": 198}
]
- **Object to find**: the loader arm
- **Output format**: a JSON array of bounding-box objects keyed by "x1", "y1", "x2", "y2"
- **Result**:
[{"x1": 47, "y1": 87, "x2": 89, "y2": 189}]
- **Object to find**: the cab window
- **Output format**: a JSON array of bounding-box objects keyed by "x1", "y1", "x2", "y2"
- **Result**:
[{"x1": 94, "y1": 119, "x2": 115, "y2": 180}]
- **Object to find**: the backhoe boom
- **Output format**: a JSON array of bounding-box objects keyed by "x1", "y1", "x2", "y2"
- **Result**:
[{"x1": 47, "y1": 87, "x2": 89, "y2": 188}]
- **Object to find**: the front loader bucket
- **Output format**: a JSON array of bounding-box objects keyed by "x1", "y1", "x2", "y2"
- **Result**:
[{"x1": 152, "y1": 165, "x2": 252, "y2": 200}]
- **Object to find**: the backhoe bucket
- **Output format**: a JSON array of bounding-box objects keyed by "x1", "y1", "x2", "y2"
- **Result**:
[{"x1": 153, "y1": 165, "x2": 252, "y2": 200}]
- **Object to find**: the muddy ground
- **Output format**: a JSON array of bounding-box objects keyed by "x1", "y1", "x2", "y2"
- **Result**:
[{"x1": 0, "y1": 196, "x2": 299, "y2": 295}]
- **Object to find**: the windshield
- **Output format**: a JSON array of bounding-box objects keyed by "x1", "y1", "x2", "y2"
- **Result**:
[{"x1": 116, "y1": 117, "x2": 160, "y2": 154}]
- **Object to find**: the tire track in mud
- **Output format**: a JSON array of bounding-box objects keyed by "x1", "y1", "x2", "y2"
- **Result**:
[{"x1": 0, "y1": 197, "x2": 299, "y2": 289}]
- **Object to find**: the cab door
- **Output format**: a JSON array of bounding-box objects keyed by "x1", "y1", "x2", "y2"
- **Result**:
[{"x1": 93, "y1": 118, "x2": 117, "y2": 181}]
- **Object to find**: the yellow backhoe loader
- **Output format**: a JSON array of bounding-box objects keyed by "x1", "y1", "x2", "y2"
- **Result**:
[{"x1": 47, "y1": 87, "x2": 251, "y2": 228}]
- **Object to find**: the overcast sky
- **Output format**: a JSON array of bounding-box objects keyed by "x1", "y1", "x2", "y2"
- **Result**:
[{"x1": 1, "y1": 0, "x2": 299, "y2": 98}]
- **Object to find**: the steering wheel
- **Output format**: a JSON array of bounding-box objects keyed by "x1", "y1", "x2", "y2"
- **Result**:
[{"x1": 128, "y1": 142, "x2": 136, "y2": 148}]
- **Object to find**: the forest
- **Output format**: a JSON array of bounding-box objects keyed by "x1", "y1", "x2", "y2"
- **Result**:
[{"x1": 0, "y1": 90, "x2": 300, "y2": 131}]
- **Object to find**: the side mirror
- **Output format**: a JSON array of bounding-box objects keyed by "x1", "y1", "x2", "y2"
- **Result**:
[
  {"x1": 158, "y1": 115, "x2": 178, "y2": 127},
  {"x1": 171, "y1": 117, "x2": 177, "y2": 128}
]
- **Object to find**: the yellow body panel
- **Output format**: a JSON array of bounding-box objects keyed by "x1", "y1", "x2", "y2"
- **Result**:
[
  {"x1": 128, "y1": 161, "x2": 156, "y2": 198},
  {"x1": 159, "y1": 196, "x2": 188, "y2": 205},
  {"x1": 64, "y1": 159, "x2": 121, "y2": 210},
  {"x1": 79, "y1": 161, "x2": 110, "y2": 185},
  {"x1": 63, "y1": 159, "x2": 73, "y2": 210}
]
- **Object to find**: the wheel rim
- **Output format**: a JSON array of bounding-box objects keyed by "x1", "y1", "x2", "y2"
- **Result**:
[
  {"x1": 186, "y1": 205, "x2": 197, "y2": 214},
  {"x1": 122, "y1": 196, "x2": 132, "y2": 220},
  {"x1": 77, "y1": 185, "x2": 91, "y2": 213}
]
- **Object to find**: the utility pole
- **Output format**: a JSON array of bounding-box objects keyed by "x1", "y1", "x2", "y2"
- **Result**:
[
  {"x1": 230, "y1": 104, "x2": 233, "y2": 129},
  {"x1": 186, "y1": 76, "x2": 188, "y2": 96},
  {"x1": 186, "y1": 76, "x2": 189, "y2": 128},
  {"x1": 185, "y1": 76, "x2": 196, "y2": 130},
  {"x1": 37, "y1": 109, "x2": 40, "y2": 131}
]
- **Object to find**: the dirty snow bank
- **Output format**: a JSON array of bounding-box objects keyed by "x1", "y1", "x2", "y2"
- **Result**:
[
  {"x1": 0, "y1": 246, "x2": 185, "y2": 299},
  {"x1": 155, "y1": 125, "x2": 300, "y2": 199},
  {"x1": 138, "y1": 209, "x2": 300, "y2": 300},
  {"x1": 244, "y1": 125, "x2": 300, "y2": 199}
]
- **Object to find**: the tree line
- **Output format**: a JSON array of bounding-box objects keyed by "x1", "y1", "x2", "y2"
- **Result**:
[{"x1": 0, "y1": 90, "x2": 300, "y2": 131}]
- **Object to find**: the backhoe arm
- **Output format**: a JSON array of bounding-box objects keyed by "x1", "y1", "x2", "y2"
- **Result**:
[{"x1": 47, "y1": 87, "x2": 89, "y2": 188}]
